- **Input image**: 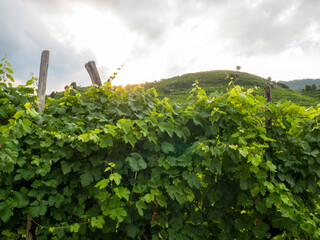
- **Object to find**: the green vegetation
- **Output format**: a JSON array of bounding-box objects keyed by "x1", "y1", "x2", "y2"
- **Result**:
[
  {"x1": 125, "y1": 70, "x2": 319, "y2": 106},
  {"x1": 1, "y1": 59, "x2": 320, "y2": 239},
  {"x1": 142, "y1": 70, "x2": 269, "y2": 94},
  {"x1": 51, "y1": 70, "x2": 319, "y2": 107},
  {"x1": 279, "y1": 78, "x2": 320, "y2": 91},
  {"x1": 305, "y1": 84, "x2": 312, "y2": 92}
]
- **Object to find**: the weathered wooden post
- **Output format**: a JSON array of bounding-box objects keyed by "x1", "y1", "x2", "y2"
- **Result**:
[
  {"x1": 85, "y1": 61, "x2": 102, "y2": 86},
  {"x1": 26, "y1": 214, "x2": 33, "y2": 240},
  {"x1": 37, "y1": 50, "x2": 50, "y2": 114},
  {"x1": 264, "y1": 86, "x2": 272, "y2": 128},
  {"x1": 26, "y1": 50, "x2": 50, "y2": 240}
]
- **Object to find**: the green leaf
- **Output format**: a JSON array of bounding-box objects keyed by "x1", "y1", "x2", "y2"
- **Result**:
[
  {"x1": 114, "y1": 187, "x2": 130, "y2": 201},
  {"x1": 26, "y1": 108, "x2": 38, "y2": 118},
  {"x1": 161, "y1": 141, "x2": 175, "y2": 154},
  {"x1": 100, "y1": 135, "x2": 113, "y2": 148},
  {"x1": 238, "y1": 137, "x2": 247, "y2": 145},
  {"x1": 80, "y1": 172, "x2": 94, "y2": 187},
  {"x1": 166, "y1": 185, "x2": 186, "y2": 204},
  {"x1": 248, "y1": 154, "x2": 261, "y2": 167},
  {"x1": 238, "y1": 147, "x2": 249, "y2": 157},
  {"x1": 125, "y1": 153, "x2": 147, "y2": 172},
  {"x1": 142, "y1": 193, "x2": 154, "y2": 203},
  {"x1": 5, "y1": 61, "x2": 11, "y2": 67},
  {"x1": 260, "y1": 134, "x2": 275, "y2": 142},
  {"x1": 264, "y1": 181, "x2": 274, "y2": 193},
  {"x1": 136, "y1": 200, "x2": 147, "y2": 216},
  {"x1": 314, "y1": 167, "x2": 320, "y2": 178},
  {"x1": 12, "y1": 191, "x2": 28, "y2": 208},
  {"x1": 123, "y1": 134, "x2": 137, "y2": 148},
  {"x1": 0, "y1": 205, "x2": 13, "y2": 222},
  {"x1": 61, "y1": 161, "x2": 72, "y2": 174},
  {"x1": 96, "y1": 191, "x2": 111, "y2": 202},
  {"x1": 91, "y1": 216, "x2": 105, "y2": 229},
  {"x1": 6, "y1": 74, "x2": 14, "y2": 82},
  {"x1": 117, "y1": 119, "x2": 132, "y2": 134},
  {"x1": 109, "y1": 207, "x2": 127, "y2": 222},
  {"x1": 40, "y1": 138, "x2": 54, "y2": 148},
  {"x1": 95, "y1": 179, "x2": 110, "y2": 189},
  {"x1": 126, "y1": 224, "x2": 140, "y2": 237},
  {"x1": 24, "y1": 102, "x2": 31, "y2": 109},
  {"x1": 26, "y1": 79, "x2": 33, "y2": 86},
  {"x1": 29, "y1": 200, "x2": 48, "y2": 217},
  {"x1": 0, "y1": 189, "x2": 9, "y2": 201},
  {"x1": 252, "y1": 222, "x2": 270, "y2": 239},
  {"x1": 21, "y1": 118, "x2": 32, "y2": 133},
  {"x1": 310, "y1": 149, "x2": 320, "y2": 157},
  {"x1": 70, "y1": 223, "x2": 80, "y2": 233},
  {"x1": 103, "y1": 124, "x2": 117, "y2": 136},
  {"x1": 5, "y1": 67, "x2": 14, "y2": 74},
  {"x1": 138, "y1": 158, "x2": 147, "y2": 169},
  {"x1": 231, "y1": 132, "x2": 240, "y2": 138},
  {"x1": 156, "y1": 194, "x2": 167, "y2": 208},
  {"x1": 109, "y1": 173, "x2": 122, "y2": 185},
  {"x1": 182, "y1": 172, "x2": 201, "y2": 189},
  {"x1": 240, "y1": 179, "x2": 248, "y2": 190},
  {"x1": 13, "y1": 110, "x2": 24, "y2": 119}
]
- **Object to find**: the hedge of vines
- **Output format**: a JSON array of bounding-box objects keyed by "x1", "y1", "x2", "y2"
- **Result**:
[{"x1": 1, "y1": 59, "x2": 320, "y2": 239}]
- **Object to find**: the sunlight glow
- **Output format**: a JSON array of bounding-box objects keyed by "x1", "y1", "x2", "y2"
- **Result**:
[{"x1": 54, "y1": 3, "x2": 139, "y2": 73}]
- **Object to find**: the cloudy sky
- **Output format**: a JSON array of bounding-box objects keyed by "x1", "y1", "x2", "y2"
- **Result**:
[{"x1": 1, "y1": 0, "x2": 319, "y2": 93}]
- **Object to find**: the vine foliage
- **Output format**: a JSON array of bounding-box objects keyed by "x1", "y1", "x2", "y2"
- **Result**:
[{"x1": 1, "y1": 58, "x2": 320, "y2": 239}]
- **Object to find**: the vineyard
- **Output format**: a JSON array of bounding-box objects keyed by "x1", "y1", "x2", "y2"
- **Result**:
[{"x1": 1, "y1": 57, "x2": 320, "y2": 239}]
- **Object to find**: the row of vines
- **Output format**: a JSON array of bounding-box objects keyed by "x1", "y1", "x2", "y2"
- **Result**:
[{"x1": 1, "y1": 59, "x2": 320, "y2": 239}]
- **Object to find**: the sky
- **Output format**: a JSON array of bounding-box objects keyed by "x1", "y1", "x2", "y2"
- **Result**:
[{"x1": 0, "y1": 0, "x2": 319, "y2": 93}]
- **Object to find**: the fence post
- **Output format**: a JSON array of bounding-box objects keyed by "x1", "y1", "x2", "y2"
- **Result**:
[
  {"x1": 37, "y1": 50, "x2": 50, "y2": 115},
  {"x1": 26, "y1": 50, "x2": 50, "y2": 240},
  {"x1": 26, "y1": 215, "x2": 33, "y2": 240},
  {"x1": 85, "y1": 61, "x2": 102, "y2": 86}
]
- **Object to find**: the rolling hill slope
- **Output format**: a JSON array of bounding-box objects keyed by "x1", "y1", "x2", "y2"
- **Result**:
[{"x1": 127, "y1": 70, "x2": 319, "y2": 106}]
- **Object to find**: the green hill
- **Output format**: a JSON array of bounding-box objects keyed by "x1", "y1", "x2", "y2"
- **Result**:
[{"x1": 125, "y1": 70, "x2": 319, "y2": 107}]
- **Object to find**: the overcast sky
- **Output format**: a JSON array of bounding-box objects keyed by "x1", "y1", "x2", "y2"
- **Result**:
[{"x1": 1, "y1": 0, "x2": 319, "y2": 93}]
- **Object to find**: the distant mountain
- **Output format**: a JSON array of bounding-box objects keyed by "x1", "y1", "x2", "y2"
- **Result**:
[{"x1": 279, "y1": 79, "x2": 320, "y2": 91}]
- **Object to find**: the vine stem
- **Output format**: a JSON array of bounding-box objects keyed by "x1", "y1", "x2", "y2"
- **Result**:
[{"x1": 28, "y1": 216, "x2": 90, "y2": 230}]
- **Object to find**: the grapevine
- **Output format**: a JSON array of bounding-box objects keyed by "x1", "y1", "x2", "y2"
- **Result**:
[{"x1": 1, "y1": 58, "x2": 320, "y2": 239}]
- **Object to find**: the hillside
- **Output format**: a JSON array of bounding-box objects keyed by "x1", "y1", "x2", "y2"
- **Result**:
[
  {"x1": 51, "y1": 70, "x2": 320, "y2": 107},
  {"x1": 125, "y1": 70, "x2": 319, "y2": 106},
  {"x1": 279, "y1": 78, "x2": 320, "y2": 91}
]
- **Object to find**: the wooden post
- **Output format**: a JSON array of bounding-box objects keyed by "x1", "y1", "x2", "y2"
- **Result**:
[
  {"x1": 85, "y1": 61, "x2": 102, "y2": 86},
  {"x1": 37, "y1": 50, "x2": 50, "y2": 114},
  {"x1": 264, "y1": 86, "x2": 272, "y2": 128},
  {"x1": 26, "y1": 50, "x2": 50, "y2": 240},
  {"x1": 26, "y1": 215, "x2": 33, "y2": 240}
]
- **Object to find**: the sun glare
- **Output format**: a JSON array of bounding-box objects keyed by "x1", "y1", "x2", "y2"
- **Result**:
[{"x1": 55, "y1": 3, "x2": 137, "y2": 72}]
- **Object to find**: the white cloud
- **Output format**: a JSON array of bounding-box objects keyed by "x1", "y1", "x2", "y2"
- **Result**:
[{"x1": 1, "y1": 0, "x2": 320, "y2": 93}]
